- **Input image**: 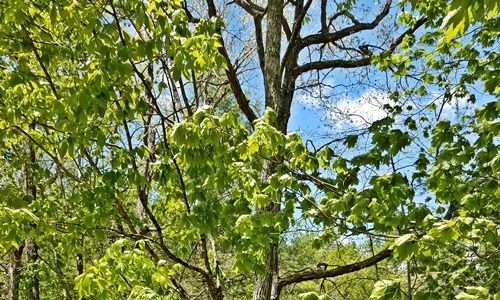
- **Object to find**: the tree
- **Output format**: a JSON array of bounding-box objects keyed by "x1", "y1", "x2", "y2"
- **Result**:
[
  {"x1": 199, "y1": 0, "x2": 427, "y2": 298},
  {"x1": 0, "y1": 0, "x2": 498, "y2": 299}
]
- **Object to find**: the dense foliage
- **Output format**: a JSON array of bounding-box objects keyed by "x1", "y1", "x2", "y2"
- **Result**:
[{"x1": 0, "y1": 0, "x2": 498, "y2": 299}]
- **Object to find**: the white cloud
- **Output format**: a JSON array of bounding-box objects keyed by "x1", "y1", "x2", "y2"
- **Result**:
[
  {"x1": 331, "y1": 89, "x2": 391, "y2": 126},
  {"x1": 297, "y1": 86, "x2": 475, "y2": 132},
  {"x1": 299, "y1": 88, "x2": 392, "y2": 128}
]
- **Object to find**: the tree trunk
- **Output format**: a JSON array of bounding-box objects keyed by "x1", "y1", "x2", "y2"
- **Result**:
[
  {"x1": 6, "y1": 246, "x2": 24, "y2": 300},
  {"x1": 26, "y1": 240, "x2": 40, "y2": 300},
  {"x1": 207, "y1": 279, "x2": 224, "y2": 300},
  {"x1": 25, "y1": 123, "x2": 40, "y2": 300},
  {"x1": 253, "y1": 0, "x2": 284, "y2": 299},
  {"x1": 263, "y1": 0, "x2": 283, "y2": 115},
  {"x1": 75, "y1": 253, "x2": 84, "y2": 300},
  {"x1": 253, "y1": 239, "x2": 279, "y2": 300},
  {"x1": 76, "y1": 253, "x2": 84, "y2": 275}
]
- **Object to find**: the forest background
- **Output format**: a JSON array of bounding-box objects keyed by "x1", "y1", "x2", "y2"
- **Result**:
[{"x1": 0, "y1": 0, "x2": 498, "y2": 299}]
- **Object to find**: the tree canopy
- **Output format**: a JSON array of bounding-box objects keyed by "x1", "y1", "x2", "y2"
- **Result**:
[{"x1": 0, "y1": 0, "x2": 498, "y2": 299}]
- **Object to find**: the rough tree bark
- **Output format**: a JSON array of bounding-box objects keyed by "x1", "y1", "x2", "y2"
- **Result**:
[
  {"x1": 25, "y1": 127, "x2": 40, "y2": 300},
  {"x1": 26, "y1": 240, "x2": 40, "y2": 300},
  {"x1": 6, "y1": 246, "x2": 24, "y2": 300},
  {"x1": 252, "y1": 0, "x2": 284, "y2": 299}
]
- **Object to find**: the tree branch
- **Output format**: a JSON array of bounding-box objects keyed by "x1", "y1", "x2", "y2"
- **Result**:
[
  {"x1": 320, "y1": 0, "x2": 327, "y2": 33},
  {"x1": 295, "y1": 57, "x2": 371, "y2": 74},
  {"x1": 280, "y1": 0, "x2": 313, "y2": 77},
  {"x1": 21, "y1": 26, "x2": 60, "y2": 100},
  {"x1": 207, "y1": 0, "x2": 258, "y2": 124},
  {"x1": 281, "y1": 16, "x2": 292, "y2": 40},
  {"x1": 295, "y1": 15, "x2": 427, "y2": 74},
  {"x1": 276, "y1": 249, "x2": 393, "y2": 297},
  {"x1": 299, "y1": 0, "x2": 392, "y2": 49},
  {"x1": 254, "y1": 16, "x2": 266, "y2": 77},
  {"x1": 231, "y1": 0, "x2": 265, "y2": 16},
  {"x1": 387, "y1": 16, "x2": 427, "y2": 52},
  {"x1": 13, "y1": 126, "x2": 77, "y2": 182}
]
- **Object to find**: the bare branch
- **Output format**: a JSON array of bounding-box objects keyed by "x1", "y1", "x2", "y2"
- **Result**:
[
  {"x1": 295, "y1": 57, "x2": 371, "y2": 74},
  {"x1": 207, "y1": 0, "x2": 258, "y2": 124},
  {"x1": 280, "y1": 0, "x2": 313, "y2": 78},
  {"x1": 276, "y1": 249, "x2": 393, "y2": 297},
  {"x1": 387, "y1": 16, "x2": 427, "y2": 52},
  {"x1": 254, "y1": 16, "x2": 266, "y2": 76},
  {"x1": 295, "y1": 15, "x2": 427, "y2": 74},
  {"x1": 231, "y1": 0, "x2": 265, "y2": 16},
  {"x1": 281, "y1": 16, "x2": 292, "y2": 40},
  {"x1": 300, "y1": 0, "x2": 392, "y2": 49},
  {"x1": 320, "y1": 0, "x2": 327, "y2": 33}
]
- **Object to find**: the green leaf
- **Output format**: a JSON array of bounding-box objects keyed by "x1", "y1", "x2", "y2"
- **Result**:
[
  {"x1": 370, "y1": 280, "x2": 402, "y2": 300},
  {"x1": 344, "y1": 134, "x2": 358, "y2": 148},
  {"x1": 455, "y1": 292, "x2": 479, "y2": 300},
  {"x1": 298, "y1": 292, "x2": 320, "y2": 300},
  {"x1": 464, "y1": 286, "x2": 489, "y2": 297},
  {"x1": 58, "y1": 140, "x2": 68, "y2": 158}
]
